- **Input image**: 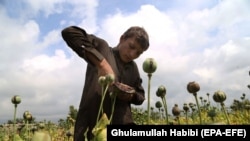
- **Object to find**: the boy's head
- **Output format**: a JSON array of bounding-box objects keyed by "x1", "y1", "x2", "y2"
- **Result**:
[
  {"x1": 122, "y1": 26, "x2": 149, "y2": 51},
  {"x1": 118, "y1": 26, "x2": 149, "y2": 63}
]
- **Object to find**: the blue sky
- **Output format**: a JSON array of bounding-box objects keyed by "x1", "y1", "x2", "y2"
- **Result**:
[{"x1": 0, "y1": 0, "x2": 250, "y2": 123}]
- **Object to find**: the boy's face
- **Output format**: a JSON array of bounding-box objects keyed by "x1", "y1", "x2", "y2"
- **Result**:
[{"x1": 118, "y1": 36, "x2": 144, "y2": 63}]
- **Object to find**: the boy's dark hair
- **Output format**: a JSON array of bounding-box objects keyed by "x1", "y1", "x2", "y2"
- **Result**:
[{"x1": 122, "y1": 26, "x2": 149, "y2": 51}]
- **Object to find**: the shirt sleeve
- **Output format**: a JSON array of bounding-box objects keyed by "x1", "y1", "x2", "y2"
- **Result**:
[{"x1": 61, "y1": 26, "x2": 104, "y2": 62}]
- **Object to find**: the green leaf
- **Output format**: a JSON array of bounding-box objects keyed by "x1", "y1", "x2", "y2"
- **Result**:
[{"x1": 92, "y1": 113, "x2": 110, "y2": 141}]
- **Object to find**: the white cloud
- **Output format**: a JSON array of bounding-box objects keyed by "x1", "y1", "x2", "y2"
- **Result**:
[
  {"x1": 41, "y1": 29, "x2": 62, "y2": 48},
  {"x1": 20, "y1": 20, "x2": 40, "y2": 42},
  {"x1": 22, "y1": 50, "x2": 69, "y2": 73}
]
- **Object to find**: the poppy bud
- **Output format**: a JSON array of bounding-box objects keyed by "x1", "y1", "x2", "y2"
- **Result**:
[
  {"x1": 11, "y1": 95, "x2": 21, "y2": 105},
  {"x1": 187, "y1": 81, "x2": 200, "y2": 93},
  {"x1": 143, "y1": 58, "x2": 157, "y2": 74}
]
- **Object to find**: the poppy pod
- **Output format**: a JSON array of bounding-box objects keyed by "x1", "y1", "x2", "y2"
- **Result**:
[
  {"x1": 183, "y1": 103, "x2": 189, "y2": 112},
  {"x1": 66, "y1": 131, "x2": 73, "y2": 137},
  {"x1": 207, "y1": 108, "x2": 217, "y2": 118},
  {"x1": 172, "y1": 104, "x2": 181, "y2": 116},
  {"x1": 143, "y1": 58, "x2": 157, "y2": 74},
  {"x1": 38, "y1": 122, "x2": 45, "y2": 129},
  {"x1": 105, "y1": 74, "x2": 115, "y2": 84},
  {"x1": 155, "y1": 101, "x2": 162, "y2": 109},
  {"x1": 23, "y1": 111, "x2": 30, "y2": 119},
  {"x1": 187, "y1": 81, "x2": 200, "y2": 93},
  {"x1": 11, "y1": 95, "x2": 21, "y2": 105},
  {"x1": 156, "y1": 85, "x2": 166, "y2": 98},
  {"x1": 23, "y1": 111, "x2": 33, "y2": 121},
  {"x1": 98, "y1": 76, "x2": 106, "y2": 86},
  {"x1": 213, "y1": 90, "x2": 227, "y2": 103},
  {"x1": 26, "y1": 114, "x2": 33, "y2": 122}
]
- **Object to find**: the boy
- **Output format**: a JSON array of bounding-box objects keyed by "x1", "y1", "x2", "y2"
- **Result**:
[{"x1": 61, "y1": 25, "x2": 149, "y2": 141}]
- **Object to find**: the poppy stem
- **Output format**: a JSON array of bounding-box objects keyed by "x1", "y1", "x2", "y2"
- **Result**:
[
  {"x1": 147, "y1": 73, "x2": 152, "y2": 124},
  {"x1": 109, "y1": 93, "x2": 117, "y2": 124},
  {"x1": 96, "y1": 83, "x2": 109, "y2": 125},
  {"x1": 193, "y1": 92, "x2": 202, "y2": 124},
  {"x1": 162, "y1": 96, "x2": 169, "y2": 124}
]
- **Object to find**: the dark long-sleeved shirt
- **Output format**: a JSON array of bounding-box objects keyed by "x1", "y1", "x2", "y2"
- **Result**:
[{"x1": 61, "y1": 26, "x2": 145, "y2": 138}]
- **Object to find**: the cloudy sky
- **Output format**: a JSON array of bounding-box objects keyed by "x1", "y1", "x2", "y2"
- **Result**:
[{"x1": 1, "y1": 0, "x2": 250, "y2": 123}]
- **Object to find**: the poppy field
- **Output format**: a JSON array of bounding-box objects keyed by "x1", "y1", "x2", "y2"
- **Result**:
[{"x1": 1, "y1": 58, "x2": 249, "y2": 141}]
